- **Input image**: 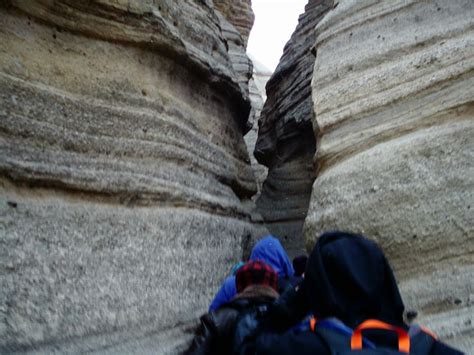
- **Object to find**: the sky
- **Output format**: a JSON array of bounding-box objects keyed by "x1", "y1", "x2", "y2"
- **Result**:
[{"x1": 247, "y1": 0, "x2": 308, "y2": 72}]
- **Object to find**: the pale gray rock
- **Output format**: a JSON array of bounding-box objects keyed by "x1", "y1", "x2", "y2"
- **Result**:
[
  {"x1": 245, "y1": 55, "x2": 271, "y2": 198},
  {"x1": 306, "y1": 0, "x2": 474, "y2": 350},
  {"x1": 255, "y1": 0, "x2": 333, "y2": 257},
  {"x1": 241, "y1": 58, "x2": 271, "y2": 245},
  {"x1": 248, "y1": 54, "x2": 272, "y2": 104},
  {"x1": 213, "y1": 0, "x2": 254, "y2": 47},
  {"x1": 0, "y1": 0, "x2": 261, "y2": 352},
  {"x1": 215, "y1": 11, "x2": 253, "y2": 102}
]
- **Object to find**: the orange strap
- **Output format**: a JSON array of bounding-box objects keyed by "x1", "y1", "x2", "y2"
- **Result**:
[
  {"x1": 310, "y1": 317, "x2": 317, "y2": 332},
  {"x1": 420, "y1": 325, "x2": 438, "y2": 340},
  {"x1": 351, "y1": 319, "x2": 410, "y2": 353}
]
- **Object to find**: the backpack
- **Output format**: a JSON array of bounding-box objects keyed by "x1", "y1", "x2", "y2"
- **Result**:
[
  {"x1": 233, "y1": 302, "x2": 271, "y2": 352},
  {"x1": 188, "y1": 298, "x2": 271, "y2": 355},
  {"x1": 310, "y1": 317, "x2": 437, "y2": 354}
]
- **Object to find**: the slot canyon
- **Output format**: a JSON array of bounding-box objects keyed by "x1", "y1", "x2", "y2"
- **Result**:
[{"x1": 0, "y1": 0, "x2": 472, "y2": 353}]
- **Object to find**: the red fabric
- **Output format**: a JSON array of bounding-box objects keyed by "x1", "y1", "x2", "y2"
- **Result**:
[{"x1": 235, "y1": 260, "x2": 278, "y2": 293}]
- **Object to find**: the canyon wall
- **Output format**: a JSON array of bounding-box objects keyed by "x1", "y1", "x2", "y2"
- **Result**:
[
  {"x1": 245, "y1": 55, "x2": 271, "y2": 198},
  {"x1": 0, "y1": 0, "x2": 259, "y2": 352},
  {"x1": 255, "y1": 0, "x2": 333, "y2": 257},
  {"x1": 305, "y1": 0, "x2": 473, "y2": 350},
  {"x1": 214, "y1": 0, "x2": 254, "y2": 47}
]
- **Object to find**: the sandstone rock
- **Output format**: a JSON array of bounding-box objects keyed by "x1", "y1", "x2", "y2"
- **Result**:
[
  {"x1": 249, "y1": 56, "x2": 271, "y2": 104},
  {"x1": 240, "y1": 57, "x2": 271, "y2": 248},
  {"x1": 245, "y1": 55, "x2": 271, "y2": 198},
  {"x1": 0, "y1": 0, "x2": 259, "y2": 352},
  {"x1": 255, "y1": 0, "x2": 333, "y2": 257},
  {"x1": 213, "y1": 0, "x2": 254, "y2": 47},
  {"x1": 306, "y1": 0, "x2": 474, "y2": 350},
  {"x1": 215, "y1": 11, "x2": 253, "y2": 104}
]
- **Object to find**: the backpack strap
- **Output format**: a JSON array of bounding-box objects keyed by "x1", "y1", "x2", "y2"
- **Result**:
[
  {"x1": 310, "y1": 317, "x2": 375, "y2": 353},
  {"x1": 309, "y1": 317, "x2": 422, "y2": 354},
  {"x1": 311, "y1": 317, "x2": 437, "y2": 354},
  {"x1": 351, "y1": 319, "x2": 410, "y2": 353}
]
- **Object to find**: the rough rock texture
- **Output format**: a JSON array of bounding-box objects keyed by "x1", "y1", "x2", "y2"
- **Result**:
[
  {"x1": 255, "y1": 0, "x2": 333, "y2": 257},
  {"x1": 215, "y1": 11, "x2": 253, "y2": 109},
  {"x1": 245, "y1": 55, "x2": 271, "y2": 198},
  {"x1": 305, "y1": 0, "x2": 474, "y2": 350},
  {"x1": 249, "y1": 56, "x2": 271, "y2": 104},
  {"x1": 213, "y1": 0, "x2": 254, "y2": 47},
  {"x1": 0, "y1": 0, "x2": 260, "y2": 352}
]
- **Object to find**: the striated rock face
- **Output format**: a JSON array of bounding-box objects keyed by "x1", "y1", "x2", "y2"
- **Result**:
[
  {"x1": 245, "y1": 55, "x2": 271, "y2": 197},
  {"x1": 255, "y1": 0, "x2": 333, "y2": 257},
  {"x1": 305, "y1": 0, "x2": 474, "y2": 350},
  {"x1": 215, "y1": 11, "x2": 253, "y2": 109},
  {"x1": 213, "y1": 0, "x2": 254, "y2": 47},
  {"x1": 0, "y1": 0, "x2": 259, "y2": 352}
]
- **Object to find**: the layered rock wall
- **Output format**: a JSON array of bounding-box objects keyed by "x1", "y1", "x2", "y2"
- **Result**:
[
  {"x1": 0, "y1": 0, "x2": 259, "y2": 352},
  {"x1": 255, "y1": 0, "x2": 333, "y2": 256},
  {"x1": 214, "y1": 0, "x2": 254, "y2": 47},
  {"x1": 245, "y1": 56, "x2": 271, "y2": 197},
  {"x1": 305, "y1": 0, "x2": 474, "y2": 350}
]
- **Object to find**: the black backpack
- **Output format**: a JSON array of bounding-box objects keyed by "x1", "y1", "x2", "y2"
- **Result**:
[
  {"x1": 187, "y1": 298, "x2": 272, "y2": 355},
  {"x1": 233, "y1": 301, "x2": 272, "y2": 353},
  {"x1": 311, "y1": 318, "x2": 436, "y2": 354}
]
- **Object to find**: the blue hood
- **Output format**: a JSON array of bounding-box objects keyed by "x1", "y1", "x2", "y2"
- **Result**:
[
  {"x1": 208, "y1": 237, "x2": 294, "y2": 312},
  {"x1": 250, "y1": 236, "x2": 294, "y2": 277}
]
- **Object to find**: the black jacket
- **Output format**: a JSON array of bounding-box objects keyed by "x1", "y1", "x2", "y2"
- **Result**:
[
  {"x1": 253, "y1": 231, "x2": 463, "y2": 354},
  {"x1": 187, "y1": 286, "x2": 278, "y2": 355}
]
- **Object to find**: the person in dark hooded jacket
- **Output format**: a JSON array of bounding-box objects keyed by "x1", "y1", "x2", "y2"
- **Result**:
[
  {"x1": 292, "y1": 254, "x2": 307, "y2": 278},
  {"x1": 252, "y1": 231, "x2": 463, "y2": 354},
  {"x1": 187, "y1": 260, "x2": 279, "y2": 355},
  {"x1": 208, "y1": 236, "x2": 298, "y2": 312}
]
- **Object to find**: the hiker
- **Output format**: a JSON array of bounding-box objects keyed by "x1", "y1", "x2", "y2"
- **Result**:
[
  {"x1": 208, "y1": 236, "x2": 297, "y2": 311},
  {"x1": 249, "y1": 235, "x2": 299, "y2": 293},
  {"x1": 186, "y1": 260, "x2": 279, "y2": 354},
  {"x1": 208, "y1": 262, "x2": 245, "y2": 312},
  {"x1": 251, "y1": 231, "x2": 463, "y2": 354},
  {"x1": 292, "y1": 254, "x2": 307, "y2": 277}
]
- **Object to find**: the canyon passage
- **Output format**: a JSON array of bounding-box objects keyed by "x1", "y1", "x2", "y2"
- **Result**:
[{"x1": 0, "y1": 0, "x2": 473, "y2": 353}]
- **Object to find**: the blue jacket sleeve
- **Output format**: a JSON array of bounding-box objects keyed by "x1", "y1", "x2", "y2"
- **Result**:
[{"x1": 208, "y1": 276, "x2": 236, "y2": 312}]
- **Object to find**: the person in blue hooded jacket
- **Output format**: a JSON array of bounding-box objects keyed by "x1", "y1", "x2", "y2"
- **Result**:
[
  {"x1": 209, "y1": 276, "x2": 237, "y2": 312},
  {"x1": 249, "y1": 236, "x2": 298, "y2": 294},
  {"x1": 208, "y1": 236, "x2": 297, "y2": 312},
  {"x1": 208, "y1": 262, "x2": 245, "y2": 312}
]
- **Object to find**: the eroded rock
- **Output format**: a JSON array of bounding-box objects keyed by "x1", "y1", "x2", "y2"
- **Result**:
[
  {"x1": 255, "y1": 0, "x2": 333, "y2": 257},
  {"x1": 306, "y1": 0, "x2": 474, "y2": 350},
  {"x1": 245, "y1": 55, "x2": 271, "y2": 198},
  {"x1": 214, "y1": 0, "x2": 254, "y2": 47},
  {"x1": 0, "y1": 0, "x2": 259, "y2": 352}
]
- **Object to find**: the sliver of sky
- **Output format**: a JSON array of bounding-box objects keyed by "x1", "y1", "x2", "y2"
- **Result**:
[{"x1": 248, "y1": 0, "x2": 308, "y2": 72}]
